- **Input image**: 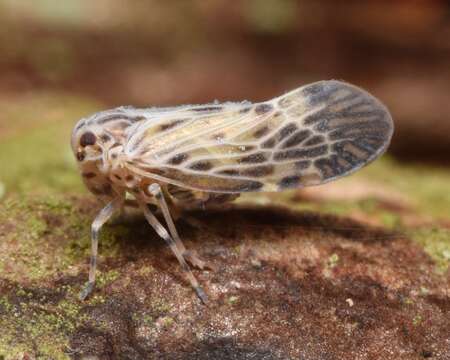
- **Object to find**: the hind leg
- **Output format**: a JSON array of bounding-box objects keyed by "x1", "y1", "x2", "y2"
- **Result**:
[
  {"x1": 138, "y1": 200, "x2": 208, "y2": 304},
  {"x1": 147, "y1": 183, "x2": 212, "y2": 270}
]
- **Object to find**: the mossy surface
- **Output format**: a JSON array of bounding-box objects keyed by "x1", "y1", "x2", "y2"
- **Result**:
[
  {"x1": 411, "y1": 228, "x2": 450, "y2": 273},
  {"x1": 359, "y1": 157, "x2": 450, "y2": 220},
  {"x1": 0, "y1": 91, "x2": 449, "y2": 359}
]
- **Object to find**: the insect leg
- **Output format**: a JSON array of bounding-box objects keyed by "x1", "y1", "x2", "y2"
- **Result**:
[
  {"x1": 79, "y1": 197, "x2": 123, "y2": 300},
  {"x1": 147, "y1": 183, "x2": 210, "y2": 270},
  {"x1": 139, "y1": 201, "x2": 208, "y2": 304}
]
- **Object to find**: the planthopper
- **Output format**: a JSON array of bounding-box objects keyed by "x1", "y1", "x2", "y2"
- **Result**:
[{"x1": 71, "y1": 80, "x2": 393, "y2": 303}]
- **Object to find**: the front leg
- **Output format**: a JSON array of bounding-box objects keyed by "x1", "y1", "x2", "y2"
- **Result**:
[{"x1": 79, "y1": 197, "x2": 123, "y2": 300}]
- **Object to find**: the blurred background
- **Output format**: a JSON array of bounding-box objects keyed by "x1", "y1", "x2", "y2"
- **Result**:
[
  {"x1": 1, "y1": 0, "x2": 450, "y2": 219},
  {"x1": 2, "y1": 0, "x2": 450, "y2": 159}
]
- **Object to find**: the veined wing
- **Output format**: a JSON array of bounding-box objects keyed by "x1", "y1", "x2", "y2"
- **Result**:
[{"x1": 125, "y1": 80, "x2": 394, "y2": 193}]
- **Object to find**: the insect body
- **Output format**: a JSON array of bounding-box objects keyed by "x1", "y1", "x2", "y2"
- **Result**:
[{"x1": 71, "y1": 80, "x2": 394, "y2": 303}]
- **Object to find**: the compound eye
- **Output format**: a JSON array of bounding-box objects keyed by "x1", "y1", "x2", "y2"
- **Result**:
[{"x1": 80, "y1": 131, "x2": 97, "y2": 147}]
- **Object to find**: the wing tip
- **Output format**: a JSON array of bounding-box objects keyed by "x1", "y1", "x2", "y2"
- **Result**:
[
  {"x1": 312, "y1": 79, "x2": 394, "y2": 147},
  {"x1": 289, "y1": 80, "x2": 395, "y2": 187}
]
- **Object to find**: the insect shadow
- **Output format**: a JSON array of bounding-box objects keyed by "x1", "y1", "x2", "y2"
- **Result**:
[
  {"x1": 184, "y1": 205, "x2": 399, "y2": 245},
  {"x1": 105, "y1": 203, "x2": 401, "y2": 273}
]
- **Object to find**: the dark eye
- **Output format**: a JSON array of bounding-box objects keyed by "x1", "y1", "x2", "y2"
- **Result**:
[{"x1": 80, "y1": 131, "x2": 97, "y2": 147}]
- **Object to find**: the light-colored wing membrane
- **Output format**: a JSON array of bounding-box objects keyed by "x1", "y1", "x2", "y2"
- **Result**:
[{"x1": 126, "y1": 80, "x2": 394, "y2": 193}]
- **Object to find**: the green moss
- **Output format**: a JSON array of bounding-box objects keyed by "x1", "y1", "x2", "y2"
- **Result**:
[
  {"x1": 403, "y1": 297, "x2": 414, "y2": 306},
  {"x1": 0, "y1": 195, "x2": 89, "y2": 282},
  {"x1": 151, "y1": 299, "x2": 172, "y2": 314},
  {"x1": 100, "y1": 224, "x2": 130, "y2": 256},
  {"x1": 63, "y1": 225, "x2": 90, "y2": 262},
  {"x1": 26, "y1": 215, "x2": 48, "y2": 240},
  {"x1": 57, "y1": 299, "x2": 84, "y2": 324},
  {"x1": 88, "y1": 294, "x2": 107, "y2": 305},
  {"x1": 132, "y1": 312, "x2": 154, "y2": 327},
  {"x1": 0, "y1": 124, "x2": 82, "y2": 196},
  {"x1": 0, "y1": 288, "x2": 85, "y2": 360},
  {"x1": 96, "y1": 269, "x2": 120, "y2": 288},
  {"x1": 142, "y1": 314, "x2": 154, "y2": 327},
  {"x1": 412, "y1": 315, "x2": 423, "y2": 326},
  {"x1": 0, "y1": 91, "x2": 99, "y2": 197},
  {"x1": 138, "y1": 265, "x2": 155, "y2": 276},
  {"x1": 410, "y1": 228, "x2": 450, "y2": 272},
  {"x1": 63, "y1": 221, "x2": 124, "y2": 264},
  {"x1": 327, "y1": 253, "x2": 340, "y2": 268},
  {"x1": 378, "y1": 211, "x2": 402, "y2": 229},
  {"x1": 272, "y1": 157, "x2": 450, "y2": 227},
  {"x1": 0, "y1": 296, "x2": 14, "y2": 313},
  {"x1": 159, "y1": 316, "x2": 174, "y2": 327},
  {"x1": 359, "y1": 157, "x2": 450, "y2": 220}
]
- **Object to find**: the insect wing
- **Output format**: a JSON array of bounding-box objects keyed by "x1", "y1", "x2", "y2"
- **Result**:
[{"x1": 126, "y1": 80, "x2": 393, "y2": 193}]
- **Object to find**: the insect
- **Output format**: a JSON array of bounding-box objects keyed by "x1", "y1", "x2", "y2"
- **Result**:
[{"x1": 71, "y1": 80, "x2": 393, "y2": 303}]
